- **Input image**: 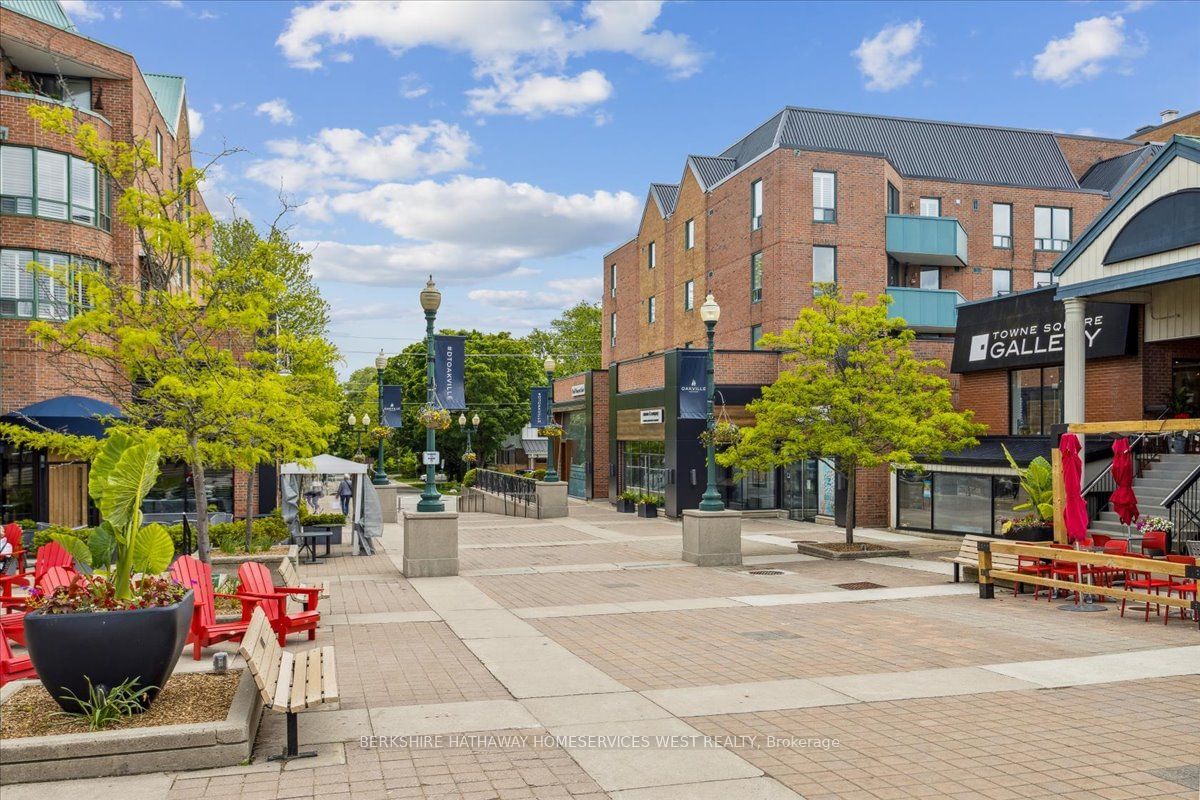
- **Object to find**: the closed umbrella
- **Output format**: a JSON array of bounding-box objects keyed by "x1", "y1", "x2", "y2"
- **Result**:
[
  {"x1": 1109, "y1": 438, "x2": 1139, "y2": 526},
  {"x1": 1060, "y1": 433, "x2": 1089, "y2": 545}
]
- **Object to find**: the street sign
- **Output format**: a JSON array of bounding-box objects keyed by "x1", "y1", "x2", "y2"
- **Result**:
[{"x1": 422, "y1": 451, "x2": 440, "y2": 466}]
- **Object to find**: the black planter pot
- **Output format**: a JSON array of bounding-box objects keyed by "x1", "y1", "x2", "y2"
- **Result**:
[
  {"x1": 1003, "y1": 526, "x2": 1054, "y2": 542},
  {"x1": 616, "y1": 499, "x2": 635, "y2": 513},
  {"x1": 24, "y1": 590, "x2": 194, "y2": 712},
  {"x1": 636, "y1": 504, "x2": 659, "y2": 518}
]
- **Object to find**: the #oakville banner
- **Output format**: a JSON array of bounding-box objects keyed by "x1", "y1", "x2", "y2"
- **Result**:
[
  {"x1": 530, "y1": 387, "x2": 550, "y2": 428},
  {"x1": 433, "y1": 335, "x2": 466, "y2": 410},
  {"x1": 380, "y1": 385, "x2": 403, "y2": 428},
  {"x1": 678, "y1": 350, "x2": 708, "y2": 420}
]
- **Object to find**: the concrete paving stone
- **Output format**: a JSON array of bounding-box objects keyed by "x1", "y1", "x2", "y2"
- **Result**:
[
  {"x1": 732, "y1": 583, "x2": 975, "y2": 606},
  {"x1": 983, "y1": 645, "x2": 1200, "y2": 687},
  {"x1": 869, "y1": 557, "x2": 956, "y2": 575},
  {"x1": 545, "y1": 717, "x2": 761, "y2": 792},
  {"x1": 512, "y1": 603, "x2": 631, "y2": 619},
  {"x1": 368, "y1": 700, "x2": 541, "y2": 736},
  {"x1": 441, "y1": 609, "x2": 543, "y2": 639},
  {"x1": 615, "y1": 597, "x2": 745, "y2": 613},
  {"x1": 257, "y1": 708, "x2": 372, "y2": 746},
  {"x1": 642, "y1": 679, "x2": 856, "y2": 717},
  {"x1": 0, "y1": 773, "x2": 174, "y2": 799},
  {"x1": 470, "y1": 645, "x2": 629, "y2": 698},
  {"x1": 281, "y1": 742, "x2": 346, "y2": 772},
  {"x1": 742, "y1": 554, "x2": 819, "y2": 565},
  {"x1": 333, "y1": 611, "x2": 442, "y2": 625},
  {"x1": 810, "y1": 666, "x2": 1038, "y2": 702},
  {"x1": 610, "y1": 776, "x2": 802, "y2": 800},
  {"x1": 520, "y1": 692, "x2": 673, "y2": 727},
  {"x1": 410, "y1": 576, "x2": 503, "y2": 611}
]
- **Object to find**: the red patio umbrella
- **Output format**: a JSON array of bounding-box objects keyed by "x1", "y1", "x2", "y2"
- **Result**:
[
  {"x1": 1109, "y1": 437, "x2": 1139, "y2": 526},
  {"x1": 1060, "y1": 433, "x2": 1089, "y2": 545}
]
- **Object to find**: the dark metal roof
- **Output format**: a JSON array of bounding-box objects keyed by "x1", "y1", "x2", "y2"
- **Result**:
[
  {"x1": 687, "y1": 155, "x2": 737, "y2": 190},
  {"x1": 720, "y1": 109, "x2": 786, "y2": 165},
  {"x1": 1079, "y1": 145, "x2": 1161, "y2": 193},
  {"x1": 649, "y1": 183, "x2": 679, "y2": 217},
  {"x1": 930, "y1": 436, "x2": 1112, "y2": 468}
]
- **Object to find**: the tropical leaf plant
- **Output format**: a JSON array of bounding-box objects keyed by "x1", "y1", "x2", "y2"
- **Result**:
[{"x1": 1001, "y1": 444, "x2": 1054, "y2": 522}]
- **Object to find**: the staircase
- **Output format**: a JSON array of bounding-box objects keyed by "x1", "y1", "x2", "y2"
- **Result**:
[{"x1": 1091, "y1": 453, "x2": 1200, "y2": 535}]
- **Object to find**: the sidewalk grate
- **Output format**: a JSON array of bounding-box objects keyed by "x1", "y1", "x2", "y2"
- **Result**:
[
  {"x1": 747, "y1": 569, "x2": 787, "y2": 576},
  {"x1": 835, "y1": 581, "x2": 886, "y2": 590}
]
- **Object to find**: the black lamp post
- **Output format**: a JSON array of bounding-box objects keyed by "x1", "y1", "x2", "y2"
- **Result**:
[
  {"x1": 373, "y1": 349, "x2": 389, "y2": 486},
  {"x1": 543, "y1": 356, "x2": 558, "y2": 482},
  {"x1": 417, "y1": 276, "x2": 444, "y2": 512},
  {"x1": 458, "y1": 412, "x2": 479, "y2": 454},
  {"x1": 698, "y1": 293, "x2": 724, "y2": 512},
  {"x1": 348, "y1": 411, "x2": 370, "y2": 460}
]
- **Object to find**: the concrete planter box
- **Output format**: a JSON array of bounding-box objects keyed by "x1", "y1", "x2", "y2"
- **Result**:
[
  {"x1": 682, "y1": 509, "x2": 742, "y2": 567},
  {"x1": 0, "y1": 668, "x2": 263, "y2": 783},
  {"x1": 209, "y1": 549, "x2": 289, "y2": 584},
  {"x1": 402, "y1": 510, "x2": 458, "y2": 577},
  {"x1": 794, "y1": 541, "x2": 910, "y2": 560}
]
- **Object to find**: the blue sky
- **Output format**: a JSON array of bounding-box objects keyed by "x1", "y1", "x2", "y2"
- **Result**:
[{"x1": 62, "y1": 0, "x2": 1198, "y2": 376}]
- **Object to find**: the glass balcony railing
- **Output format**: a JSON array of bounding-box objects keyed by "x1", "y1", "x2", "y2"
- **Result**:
[
  {"x1": 886, "y1": 214, "x2": 969, "y2": 267},
  {"x1": 885, "y1": 286, "x2": 965, "y2": 332}
]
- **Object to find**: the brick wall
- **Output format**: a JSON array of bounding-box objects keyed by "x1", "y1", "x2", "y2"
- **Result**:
[
  {"x1": 617, "y1": 354, "x2": 665, "y2": 393},
  {"x1": 591, "y1": 370, "x2": 610, "y2": 498},
  {"x1": 1054, "y1": 134, "x2": 1144, "y2": 181},
  {"x1": 713, "y1": 350, "x2": 780, "y2": 385}
]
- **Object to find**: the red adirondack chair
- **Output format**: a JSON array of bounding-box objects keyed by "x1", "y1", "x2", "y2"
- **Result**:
[
  {"x1": 237, "y1": 562, "x2": 320, "y2": 646},
  {"x1": 1, "y1": 541, "x2": 74, "y2": 612},
  {"x1": 170, "y1": 555, "x2": 259, "y2": 660},
  {"x1": 0, "y1": 628, "x2": 35, "y2": 686},
  {"x1": 2, "y1": 522, "x2": 26, "y2": 575},
  {"x1": 0, "y1": 567, "x2": 76, "y2": 646}
]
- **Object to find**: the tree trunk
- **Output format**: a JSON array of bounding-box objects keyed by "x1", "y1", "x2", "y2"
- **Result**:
[
  {"x1": 844, "y1": 462, "x2": 856, "y2": 545},
  {"x1": 190, "y1": 448, "x2": 211, "y2": 563},
  {"x1": 244, "y1": 467, "x2": 256, "y2": 553}
]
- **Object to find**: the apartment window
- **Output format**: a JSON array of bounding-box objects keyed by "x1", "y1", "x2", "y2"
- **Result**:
[
  {"x1": 647, "y1": 241, "x2": 656, "y2": 269},
  {"x1": 609, "y1": 264, "x2": 616, "y2": 297},
  {"x1": 0, "y1": 249, "x2": 34, "y2": 317},
  {"x1": 155, "y1": 130, "x2": 163, "y2": 164},
  {"x1": 610, "y1": 312, "x2": 617, "y2": 347},
  {"x1": 70, "y1": 158, "x2": 96, "y2": 225},
  {"x1": 812, "y1": 245, "x2": 836, "y2": 290},
  {"x1": 992, "y1": 202, "x2": 1012, "y2": 248},
  {"x1": 750, "y1": 179, "x2": 762, "y2": 230},
  {"x1": 992, "y1": 269, "x2": 1012, "y2": 296},
  {"x1": 0, "y1": 146, "x2": 34, "y2": 215},
  {"x1": 1035, "y1": 206, "x2": 1072, "y2": 251},
  {"x1": 887, "y1": 181, "x2": 900, "y2": 215},
  {"x1": 750, "y1": 324, "x2": 763, "y2": 350},
  {"x1": 0, "y1": 146, "x2": 111, "y2": 230},
  {"x1": 750, "y1": 251, "x2": 763, "y2": 303},
  {"x1": 918, "y1": 267, "x2": 940, "y2": 290},
  {"x1": 813, "y1": 171, "x2": 836, "y2": 222},
  {"x1": 647, "y1": 295, "x2": 656, "y2": 324},
  {"x1": 36, "y1": 151, "x2": 69, "y2": 220},
  {"x1": 684, "y1": 280, "x2": 695, "y2": 311},
  {"x1": 1011, "y1": 367, "x2": 1063, "y2": 435},
  {"x1": 1034, "y1": 271, "x2": 1055, "y2": 288},
  {"x1": 1, "y1": 248, "x2": 105, "y2": 320},
  {"x1": 684, "y1": 218, "x2": 695, "y2": 250},
  {"x1": 919, "y1": 197, "x2": 941, "y2": 217}
]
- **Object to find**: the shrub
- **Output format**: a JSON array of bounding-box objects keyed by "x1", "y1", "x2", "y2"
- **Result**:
[
  {"x1": 34, "y1": 525, "x2": 94, "y2": 552},
  {"x1": 529, "y1": 469, "x2": 547, "y2": 481},
  {"x1": 16, "y1": 518, "x2": 36, "y2": 532},
  {"x1": 27, "y1": 573, "x2": 186, "y2": 614},
  {"x1": 462, "y1": 468, "x2": 478, "y2": 488},
  {"x1": 55, "y1": 677, "x2": 155, "y2": 731}
]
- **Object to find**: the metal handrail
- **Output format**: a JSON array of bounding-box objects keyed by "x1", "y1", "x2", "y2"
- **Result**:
[
  {"x1": 469, "y1": 468, "x2": 539, "y2": 518},
  {"x1": 1163, "y1": 462, "x2": 1200, "y2": 509}
]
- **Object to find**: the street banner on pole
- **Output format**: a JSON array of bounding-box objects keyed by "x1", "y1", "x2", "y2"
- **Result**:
[
  {"x1": 678, "y1": 350, "x2": 707, "y2": 419},
  {"x1": 530, "y1": 387, "x2": 550, "y2": 427},
  {"x1": 434, "y1": 335, "x2": 466, "y2": 410},
  {"x1": 381, "y1": 385, "x2": 403, "y2": 427}
]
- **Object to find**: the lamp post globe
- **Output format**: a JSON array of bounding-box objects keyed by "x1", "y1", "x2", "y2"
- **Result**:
[
  {"x1": 472, "y1": 413, "x2": 480, "y2": 428},
  {"x1": 417, "y1": 276, "x2": 444, "y2": 512},
  {"x1": 458, "y1": 413, "x2": 467, "y2": 428},
  {"x1": 543, "y1": 356, "x2": 558, "y2": 483},
  {"x1": 698, "y1": 293, "x2": 725, "y2": 512},
  {"x1": 373, "y1": 350, "x2": 390, "y2": 485}
]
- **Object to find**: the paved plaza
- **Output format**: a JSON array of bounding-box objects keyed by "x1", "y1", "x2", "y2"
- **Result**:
[{"x1": 6, "y1": 500, "x2": 1199, "y2": 800}]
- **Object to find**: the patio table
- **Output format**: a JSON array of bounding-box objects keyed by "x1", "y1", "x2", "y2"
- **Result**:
[{"x1": 292, "y1": 529, "x2": 333, "y2": 565}]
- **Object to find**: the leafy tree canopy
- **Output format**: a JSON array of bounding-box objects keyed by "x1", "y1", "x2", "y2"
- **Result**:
[{"x1": 525, "y1": 301, "x2": 602, "y2": 376}]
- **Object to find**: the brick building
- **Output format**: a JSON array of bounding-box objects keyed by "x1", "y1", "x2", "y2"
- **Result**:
[
  {"x1": 590, "y1": 106, "x2": 1157, "y2": 523},
  {"x1": 0, "y1": 0, "x2": 222, "y2": 525}
]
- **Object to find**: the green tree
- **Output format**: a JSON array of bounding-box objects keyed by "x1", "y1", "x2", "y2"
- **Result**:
[
  {"x1": 719, "y1": 286, "x2": 983, "y2": 543},
  {"x1": 332, "y1": 367, "x2": 379, "y2": 461},
  {"x1": 525, "y1": 301, "x2": 602, "y2": 376}
]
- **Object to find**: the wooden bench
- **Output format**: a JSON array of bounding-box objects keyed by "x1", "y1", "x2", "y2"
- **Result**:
[
  {"x1": 279, "y1": 556, "x2": 328, "y2": 604},
  {"x1": 940, "y1": 535, "x2": 1020, "y2": 584},
  {"x1": 238, "y1": 606, "x2": 338, "y2": 762}
]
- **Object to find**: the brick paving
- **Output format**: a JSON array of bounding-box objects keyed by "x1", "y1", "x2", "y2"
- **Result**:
[{"x1": 458, "y1": 542, "x2": 673, "y2": 571}]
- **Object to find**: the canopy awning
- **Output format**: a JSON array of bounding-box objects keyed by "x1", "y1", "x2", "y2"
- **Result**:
[
  {"x1": 1, "y1": 394, "x2": 124, "y2": 438},
  {"x1": 280, "y1": 453, "x2": 369, "y2": 475}
]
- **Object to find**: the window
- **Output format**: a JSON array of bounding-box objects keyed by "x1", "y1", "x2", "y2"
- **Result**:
[
  {"x1": 1034, "y1": 271, "x2": 1054, "y2": 288},
  {"x1": 750, "y1": 251, "x2": 763, "y2": 303},
  {"x1": 812, "y1": 245, "x2": 836, "y2": 289},
  {"x1": 1035, "y1": 206, "x2": 1071, "y2": 251},
  {"x1": 932, "y1": 473, "x2": 991, "y2": 534},
  {"x1": 35, "y1": 251, "x2": 70, "y2": 320},
  {"x1": 610, "y1": 312, "x2": 617, "y2": 347},
  {"x1": 684, "y1": 280, "x2": 694, "y2": 311},
  {"x1": 1010, "y1": 367, "x2": 1063, "y2": 435},
  {"x1": 812, "y1": 171, "x2": 836, "y2": 222},
  {"x1": 647, "y1": 295, "x2": 656, "y2": 324},
  {"x1": 0, "y1": 249, "x2": 35, "y2": 317},
  {"x1": 609, "y1": 264, "x2": 616, "y2": 297},
  {"x1": 647, "y1": 241, "x2": 656, "y2": 269},
  {"x1": 919, "y1": 197, "x2": 941, "y2": 217},
  {"x1": 1, "y1": 248, "x2": 105, "y2": 320},
  {"x1": 750, "y1": 324, "x2": 763, "y2": 350},
  {"x1": 36, "y1": 151, "x2": 68, "y2": 220},
  {"x1": 887, "y1": 181, "x2": 900, "y2": 215},
  {"x1": 64, "y1": 78, "x2": 91, "y2": 111},
  {"x1": 70, "y1": 157, "x2": 96, "y2": 225},
  {"x1": 97, "y1": 172, "x2": 111, "y2": 231},
  {"x1": 896, "y1": 470, "x2": 932, "y2": 530},
  {"x1": 992, "y1": 202, "x2": 1012, "y2": 248},
  {"x1": 750, "y1": 179, "x2": 762, "y2": 230},
  {"x1": 155, "y1": 130, "x2": 163, "y2": 165},
  {"x1": 992, "y1": 269, "x2": 1011, "y2": 296},
  {"x1": 0, "y1": 146, "x2": 34, "y2": 215},
  {"x1": 684, "y1": 218, "x2": 695, "y2": 250},
  {"x1": 918, "y1": 267, "x2": 940, "y2": 290},
  {"x1": 0, "y1": 146, "x2": 110, "y2": 230}
]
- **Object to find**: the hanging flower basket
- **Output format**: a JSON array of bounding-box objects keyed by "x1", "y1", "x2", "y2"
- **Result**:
[
  {"x1": 462, "y1": 451, "x2": 478, "y2": 464},
  {"x1": 539, "y1": 423, "x2": 564, "y2": 438},
  {"x1": 1137, "y1": 515, "x2": 1175, "y2": 535},
  {"x1": 370, "y1": 425, "x2": 391, "y2": 443},
  {"x1": 419, "y1": 406, "x2": 452, "y2": 430},
  {"x1": 698, "y1": 420, "x2": 741, "y2": 448}
]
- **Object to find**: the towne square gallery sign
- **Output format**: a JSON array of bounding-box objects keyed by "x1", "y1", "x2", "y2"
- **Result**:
[{"x1": 951, "y1": 287, "x2": 1136, "y2": 373}]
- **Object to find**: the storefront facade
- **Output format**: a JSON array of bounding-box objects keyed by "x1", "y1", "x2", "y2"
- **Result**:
[{"x1": 550, "y1": 370, "x2": 609, "y2": 501}]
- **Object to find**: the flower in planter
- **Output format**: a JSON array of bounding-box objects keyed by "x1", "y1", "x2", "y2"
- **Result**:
[
  {"x1": 638, "y1": 494, "x2": 661, "y2": 507},
  {"x1": 370, "y1": 425, "x2": 391, "y2": 443},
  {"x1": 1137, "y1": 515, "x2": 1174, "y2": 534},
  {"x1": 698, "y1": 421, "x2": 741, "y2": 448},
  {"x1": 539, "y1": 422, "x2": 564, "y2": 438},
  {"x1": 462, "y1": 451, "x2": 478, "y2": 464},
  {"x1": 419, "y1": 406, "x2": 452, "y2": 430}
]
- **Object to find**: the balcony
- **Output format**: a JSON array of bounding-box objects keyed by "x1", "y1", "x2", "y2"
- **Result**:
[
  {"x1": 886, "y1": 214, "x2": 968, "y2": 268},
  {"x1": 885, "y1": 287, "x2": 964, "y2": 333}
]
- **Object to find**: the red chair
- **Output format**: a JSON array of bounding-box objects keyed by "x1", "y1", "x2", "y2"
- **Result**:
[
  {"x1": 1140, "y1": 530, "x2": 1168, "y2": 557},
  {"x1": 1121, "y1": 554, "x2": 1172, "y2": 621},
  {"x1": 1014, "y1": 551, "x2": 1052, "y2": 599},
  {"x1": 0, "y1": 631, "x2": 35, "y2": 686},
  {"x1": 1164, "y1": 554, "x2": 1197, "y2": 626},
  {"x1": 1093, "y1": 539, "x2": 1129, "y2": 596},
  {"x1": 0, "y1": 567, "x2": 76, "y2": 646},
  {"x1": 1, "y1": 523, "x2": 26, "y2": 576},
  {"x1": 236, "y1": 562, "x2": 320, "y2": 646},
  {"x1": 1090, "y1": 533, "x2": 1112, "y2": 548},
  {"x1": 170, "y1": 555, "x2": 259, "y2": 660},
  {"x1": 1049, "y1": 543, "x2": 1100, "y2": 602},
  {"x1": 1, "y1": 541, "x2": 74, "y2": 612}
]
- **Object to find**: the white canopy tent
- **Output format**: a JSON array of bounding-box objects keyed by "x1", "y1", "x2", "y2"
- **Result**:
[{"x1": 280, "y1": 455, "x2": 380, "y2": 554}]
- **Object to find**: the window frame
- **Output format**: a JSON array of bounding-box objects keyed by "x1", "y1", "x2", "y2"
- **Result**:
[
  {"x1": 919, "y1": 196, "x2": 941, "y2": 217},
  {"x1": 609, "y1": 263, "x2": 616, "y2": 297},
  {"x1": 155, "y1": 130, "x2": 163, "y2": 164},
  {"x1": 1033, "y1": 271, "x2": 1055, "y2": 288},
  {"x1": 750, "y1": 251, "x2": 763, "y2": 303},
  {"x1": 918, "y1": 266, "x2": 941, "y2": 290},
  {"x1": 0, "y1": 247, "x2": 106, "y2": 320},
  {"x1": 991, "y1": 268, "x2": 1012, "y2": 296},
  {"x1": 750, "y1": 324, "x2": 763, "y2": 350},
  {"x1": 647, "y1": 295, "x2": 656, "y2": 324},
  {"x1": 992, "y1": 202, "x2": 1012, "y2": 249},
  {"x1": 812, "y1": 245, "x2": 837, "y2": 290},
  {"x1": 684, "y1": 279, "x2": 694, "y2": 311},
  {"x1": 1034, "y1": 206, "x2": 1072, "y2": 252},
  {"x1": 610, "y1": 312, "x2": 617, "y2": 347},
  {"x1": 1009, "y1": 366, "x2": 1063, "y2": 436},
  {"x1": 647, "y1": 241, "x2": 656, "y2": 270},
  {"x1": 684, "y1": 218, "x2": 695, "y2": 250},
  {"x1": 750, "y1": 179, "x2": 762, "y2": 231},
  {"x1": 0, "y1": 145, "x2": 111, "y2": 232},
  {"x1": 812, "y1": 170, "x2": 836, "y2": 223},
  {"x1": 887, "y1": 181, "x2": 900, "y2": 215}
]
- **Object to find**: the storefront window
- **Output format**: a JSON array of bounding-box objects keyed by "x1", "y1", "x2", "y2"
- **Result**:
[
  {"x1": 0, "y1": 444, "x2": 41, "y2": 522},
  {"x1": 783, "y1": 460, "x2": 818, "y2": 521},
  {"x1": 621, "y1": 441, "x2": 665, "y2": 500},
  {"x1": 896, "y1": 470, "x2": 932, "y2": 530},
  {"x1": 932, "y1": 473, "x2": 990, "y2": 533},
  {"x1": 729, "y1": 468, "x2": 776, "y2": 510},
  {"x1": 564, "y1": 410, "x2": 588, "y2": 499},
  {"x1": 993, "y1": 476, "x2": 1024, "y2": 531},
  {"x1": 1010, "y1": 367, "x2": 1062, "y2": 435},
  {"x1": 897, "y1": 471, "x2": 1030, "y2": 536},
  {"x1": 142, "y1": 461, "x2": 234, "y2": 516},
  {"x1": 1172, "y1": 360, "x2": 1200, "y2": 416}
]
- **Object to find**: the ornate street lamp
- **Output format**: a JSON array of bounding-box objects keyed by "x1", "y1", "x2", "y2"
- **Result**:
[
  {"x1": 348, "y1": 411, "x2": 370, "y2": 460},
  {"x1": 543, "y1": 356, "x2": 558, "y2": 482},
  {"x1": 698, "y1": 293, "x2": 724, "y2": 512},
  {"x1": 458, "y1": 412, "x2": 480, "y2": 465},
  {"x1": 417, "y1": 276, "x2": 444, "y2": 512},
  {"x1": 373, "y1": 349, "x2": 389, "y2": 486}
]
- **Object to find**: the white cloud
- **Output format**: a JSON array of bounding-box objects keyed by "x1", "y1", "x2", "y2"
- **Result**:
[
  {"x1": 276, "y1": 0, "x2": 702, "y2": 117},
  {"x1": 466, "y1": 70, "x2": 613, "y2": 117},
  {"x1": 1031, "y1": 15, "x2": 1145, "y2": 85},
  {"x1": 161, "y1": 0, "x2": 183, "y2": 7},
  {"x1": 399, "y1": 73, "x2": 430, "y2": 100},
  {"x1": 60, "y1": 0, "x2": 104, "y2": 22},
  {"x1": 245, "y1": 121, "x2": 473, "y2": 192},
  {"x1": 303, "y1": 241, "x2": 520, "y2": 287},
  {"x1": 187, "y1": 107, "x2": 204, "y2": 139},
  {"x1": 255, "y1": 98, "x2": 296, "y2": 126},
  {"x1": 853, "y1": 20, "x2": 925, "y2": 91},
  {"x1": 468, "y1": 277, "x2": 601, "y2": 310}
]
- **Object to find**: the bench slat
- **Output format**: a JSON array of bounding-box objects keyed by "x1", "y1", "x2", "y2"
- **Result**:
[
  {"x1": 321, "y1": 646, "x2": 339, "y2": 704},
  {"x1": 304, "y1": 649, "x2": 323, "y2": 709},
  {"x1": 289, "y1": 652, "x2": 308, "y2": 713},
  {"x1": 273, "y1": 651, "x2": 295, "y2": 710}
]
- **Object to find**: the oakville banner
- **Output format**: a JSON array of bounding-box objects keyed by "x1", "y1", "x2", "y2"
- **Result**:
[
  {"x1": 530, "y1": 387, "x2": 550, "y2": 428},
  {"x1": 380, "y1": 385, "x2": 403, "y2": 428},
  {"x1": 434, "y1": 335, "x2": 466, "y2": 410},
  {"x1": 678, "y1": 350, "x2": 708, "y2": 419}
]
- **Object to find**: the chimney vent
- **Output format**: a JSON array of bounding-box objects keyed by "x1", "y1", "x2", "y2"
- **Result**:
[{"x1": 1160, "y1": 109, "x2": 1180, "y2": 124}]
